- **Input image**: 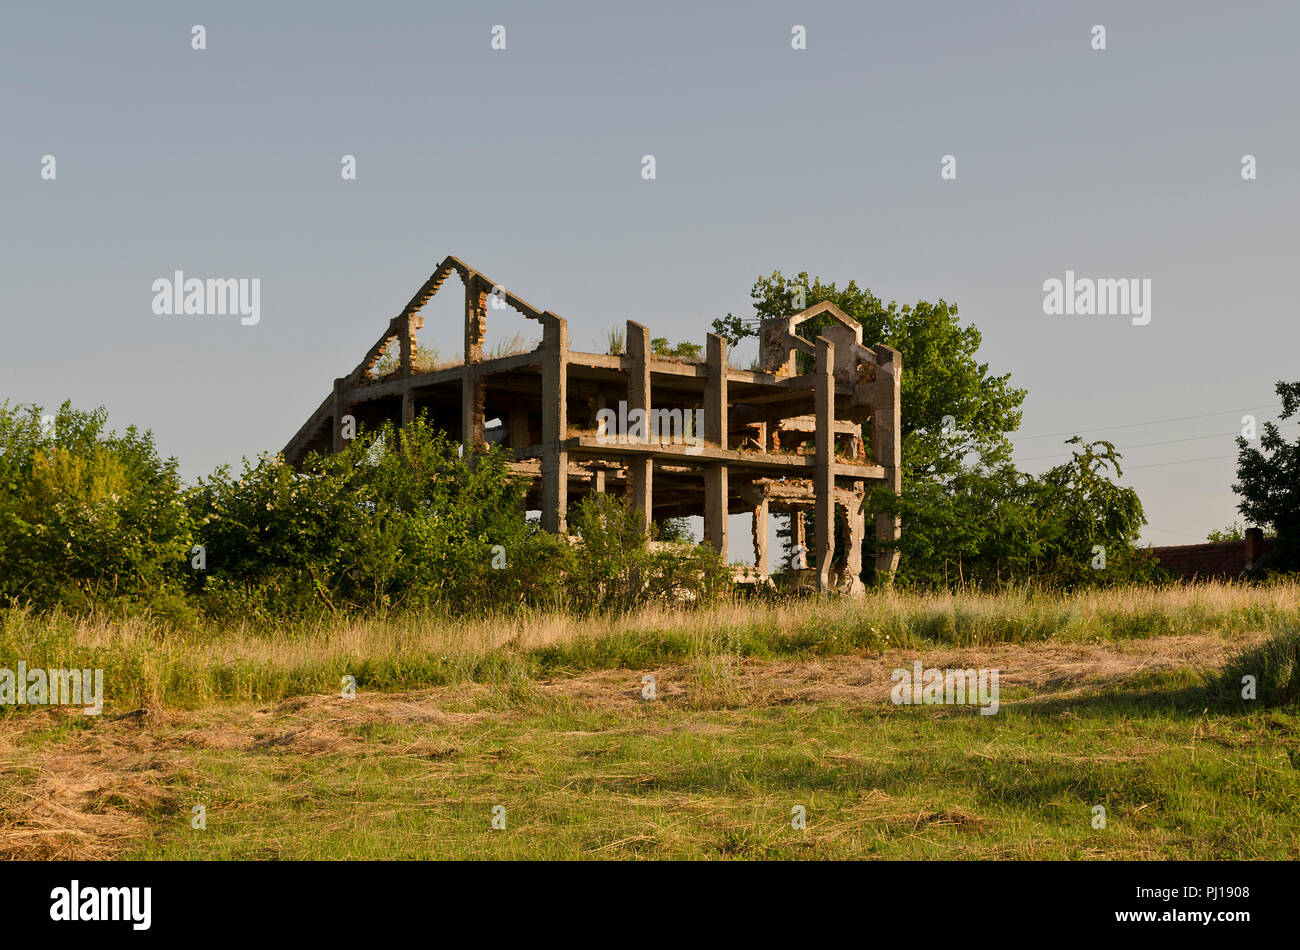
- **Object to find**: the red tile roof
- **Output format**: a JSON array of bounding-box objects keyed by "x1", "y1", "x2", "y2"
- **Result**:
[{"x1": 1149, "y1": 537, "x2": 1276, "y2": 581}]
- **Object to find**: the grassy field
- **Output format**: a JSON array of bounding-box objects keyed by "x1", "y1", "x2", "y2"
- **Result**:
[{"x1": 2, "y1": 582, "x2": 1298, "y2": 859}]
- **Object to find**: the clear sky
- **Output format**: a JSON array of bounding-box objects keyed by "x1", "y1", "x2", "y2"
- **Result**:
[{"x1": 3, "y1": 0, "x2": 1297, "y2": 554}]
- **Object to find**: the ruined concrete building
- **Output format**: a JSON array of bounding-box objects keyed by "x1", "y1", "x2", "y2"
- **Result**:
[{"x1": 283, "y1": 256, "x2": 902, "y2": 593}]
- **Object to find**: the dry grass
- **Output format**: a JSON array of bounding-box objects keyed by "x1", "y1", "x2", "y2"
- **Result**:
[
  {"x1": 0, "y1": 580, "x2": 1297, "y2": 713},
  {"x1": 24, "y1": 578, "x2": 1300, "y2": 660},
  {"x1": 2, "y1": 580, "x2": 1297, "y2": 859},
  {"x1": 360, "y1": 577, "x2": 1279, "y2": 654},
  {"x1": 0, "y1": 627, "x2": 1290, "y2": 860},
  {"x1": 0, "y1": 709, "x2": 177, "y2": 859},
  {"x1": 538, "y1": 632, "x2": 1272, "y2": 711}
]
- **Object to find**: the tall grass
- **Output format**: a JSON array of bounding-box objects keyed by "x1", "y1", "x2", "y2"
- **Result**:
[
  {"x1": 1214, "y1": 629, "x2": 1300, "y2": 706},
  {"x1": 2, "y1": 581, "x2": 1297, "y2": 711}
]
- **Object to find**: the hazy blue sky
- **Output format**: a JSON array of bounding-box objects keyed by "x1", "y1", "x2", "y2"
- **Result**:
[{"x1": 3, "y1": 0, "x2": 1297, "y2": 552}]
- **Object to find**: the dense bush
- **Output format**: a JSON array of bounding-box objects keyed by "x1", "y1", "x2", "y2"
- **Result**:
[
  {"x1": 2, "y1": 393, "x2": 1174, "y2": 617},
  {"x1": 187, "y1": 415, "x2": 728, "y2": 617},
  {"x1": 566, "y1": 493, "x2": 731, "y2": 613},
  {"x1": 189, "y1": 417, "x2": 570, "y2": 615},
  {"x1": 0, "y1": 402, "x2": 193, "y2": 610},
  {"x1": 868, "y1": 437, "x2": 1161, "y2": 589},
  {"x1": 1, "y1": 402, "x2": 732, "y2": 618}
]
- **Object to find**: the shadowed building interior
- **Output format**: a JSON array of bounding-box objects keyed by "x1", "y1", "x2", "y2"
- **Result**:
[{"x1": 282, "y1": 256, "x2": 902, "y2": 594}]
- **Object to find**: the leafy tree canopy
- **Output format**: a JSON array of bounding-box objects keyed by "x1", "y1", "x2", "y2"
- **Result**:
[
  {"x1": 1233, "y1": 380, "x2": 1300, "y2": 571},
  {"x1": 715, "y1": 270, "x2": 1157, "y2": 589},
  {"x1": 713, "y1": 271, "x2": 1027, "y2": 480}
]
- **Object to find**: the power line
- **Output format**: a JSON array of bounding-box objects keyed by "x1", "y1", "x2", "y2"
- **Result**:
[
  {"x1": 1016, "y1": 421, "x2": 1298, "y2": 464},
  {"x1": 1016, "y1": 404, "x2": 1280, "y2": 441},
  {"x1": 1123, "y1": 453, "x2": 1238, "y2": 471},
  {"x1": 1019, "y1": 451, "x2": 1238, "y2": 474},
  {"x1": 1019, "y1": 431, "x2": 1230, "y2": 463}
]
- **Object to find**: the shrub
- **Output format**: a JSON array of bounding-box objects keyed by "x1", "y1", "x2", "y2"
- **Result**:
[
  {"x1": 190, "y1": 416, "x2": 569, "y2": 615},
  {"x1": 0, "y1": 401, "x2": 733, "y2": 619},
  {"x1": 0, "y1": 401, "x2": 193, "y2": 610},
  {"x1": 567, "y1": 493, "x2": 730, "y2": 613}
]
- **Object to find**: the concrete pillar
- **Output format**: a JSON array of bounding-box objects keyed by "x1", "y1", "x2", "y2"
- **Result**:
[
  {"x1": 704, "y1": 333, "x2": 728, "y2": 554},
  {"x1": 843, "y1": 495, "x2": 867, "y2": 597},
  {"x1": 541, "y1": 314, "x2": 569, "y2": 532},
  {"x1": 705, "y1": 465, "x2": 728, "y2": 554},
  {"x1": 814, "y1": 337, "x2": 836, "y2": 593},
  {"x1": 872, "y1": 344, "x2": 902, "y2": 582},
  {"x1": 463, "y1": 370, "x2": 485, "y2": 449},
  {"x1": 792, "y1": 511, "x2": 806, "y2": 571},
  {"x1": 462, "y1": 278, "x2": 487, "y2": 450},
  {"x1": 626, "y1": 321, "x2": 653, "y2": 534},
  {"x1": 508, "y1": 409, "x2": 529, "y2": 448},
  {"x1": 759, "y1": 318, "x2": 799, "y2": 376},
  {"x1": 704, "y1": 333, "x2": 728, "y2": 448},
  {"x1": 402, "y1": 387, "x2": 416, "y2": 426},
  {"x1": 400, "y1": 314, "x2": 420, "y2": 426},
  {"x1": 464, "y1": 276, "x2": 486, "y2": 362},
  {"x1": 753, "y1": 496, "x2": 769, "y2": 575}
]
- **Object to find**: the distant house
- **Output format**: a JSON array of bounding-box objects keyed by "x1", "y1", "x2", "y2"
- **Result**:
[{"x1": 1149, "y1": 527, "x2": 1274, "y2": 581}]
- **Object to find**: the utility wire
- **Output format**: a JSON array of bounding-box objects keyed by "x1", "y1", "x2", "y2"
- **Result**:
[
  {"x1": 1017, "y1": 421, "x2": 1297, "y2": 464},
  {"x1": 1018, "y1": 452, "x2": 1239, "y2": 474},
  {"x1": 1123, "y1": 453, "x2": 1238, "y2": 471},
  {"x1": 1016, "y1": 404, "x2": 1280, "y2": 441}
]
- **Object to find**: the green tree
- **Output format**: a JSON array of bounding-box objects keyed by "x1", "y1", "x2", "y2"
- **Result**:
[
  {"x1": 1233, "y1": 381, "x2": 1300, "y2": 572},
  {"x1": 713, "y1": 270, "x2": 1157, "y2": 588},
  {"x1": 1032, "y1": 438, "x2": 1153, "y2": 586},
  {"x1": 869, "y1": 440, "x2": 1152, "y2": 589},
  {"x1": 715, "y1": 270, "x2": 1029, "y2": 582},
  {"x1": 714, "y1": 271, "x2": 1026, "y2": 479},
  {"x1": 1206, "y1": 523, "x2": 1276, "y2": 543}
]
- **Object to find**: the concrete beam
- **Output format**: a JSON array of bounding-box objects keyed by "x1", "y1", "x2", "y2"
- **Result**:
[{"x1": 560, "y1": 435, "x2": 885, "y2": 478}]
